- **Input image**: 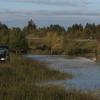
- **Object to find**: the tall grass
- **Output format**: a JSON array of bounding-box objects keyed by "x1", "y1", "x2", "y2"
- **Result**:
[{"x1": 0, "y1": 55, "x2": 98, "y2": 100}]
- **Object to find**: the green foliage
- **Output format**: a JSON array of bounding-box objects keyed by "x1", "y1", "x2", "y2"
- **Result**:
[
  {"x1": 0, "y1": 20, "x2": 99, "y2": 55},
  {"x1": 9, "y1": 28, "x2": 28, "y2": 53},
  {"x1": 0, "y1": 22, "x2": 9, "y2": 45},
  {"x1": 67, "y1": 24, "x2": 83, "y2": 33},
  {"x1": 44, "y1": 31, "x2": 63, "y2": 54},
  {"x1": 49, "y1": 24, "x2": 65, "y2": 35},
  {"x1": 23, "y1": 19, "x2": 37, "y2": 35},
  {"x1": 67, "y1": 23, "x2": 97, "y2": 39},
  {"x1": 64, "y1": 40, "x2": 96, "y2": 56}
]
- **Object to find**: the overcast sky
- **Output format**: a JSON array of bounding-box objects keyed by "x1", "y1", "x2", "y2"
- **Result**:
[{"x1": 0, "y1": 0, "x2": 100, "y2": 28}]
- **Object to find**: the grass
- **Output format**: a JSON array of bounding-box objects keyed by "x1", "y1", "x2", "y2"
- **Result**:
[
  {"x1": 8, "y1": 54, "x2": 72, "y2": 81},
  {"x1": 0, "y1": 54, "x2": 98, "y2": 100}
]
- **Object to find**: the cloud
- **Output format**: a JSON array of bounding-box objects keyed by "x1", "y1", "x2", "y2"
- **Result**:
[
  {"x1": 0, "y1": 9, "x2": 100, "y2": 20},
  {"x1": 0, "y1": 0, "x2": 100, "y2": 27},
  {"x1": 1, "y1": 0, "x2": 98, "y2": 18},
  {"x1": 4, "y1": 0, "x2": 89, "y2": 7}
]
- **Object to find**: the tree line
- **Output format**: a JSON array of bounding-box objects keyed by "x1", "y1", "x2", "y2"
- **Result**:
[{"x1": 0, "y1": 19, "x2": 100, "y2": 54}]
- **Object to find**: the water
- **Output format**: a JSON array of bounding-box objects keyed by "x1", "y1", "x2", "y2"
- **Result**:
[{"x1": 27, "y1": 55, "x2": 100, "y2": 91}]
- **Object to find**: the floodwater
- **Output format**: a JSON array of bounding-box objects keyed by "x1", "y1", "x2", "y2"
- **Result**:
[{"x1": 27, "y1": 55, "x2": 100, "y2": 91}]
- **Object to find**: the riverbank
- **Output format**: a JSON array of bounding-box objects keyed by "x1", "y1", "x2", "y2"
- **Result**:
[{"x1": 0, "y1": 55, "x2": 98, "y2": 100}]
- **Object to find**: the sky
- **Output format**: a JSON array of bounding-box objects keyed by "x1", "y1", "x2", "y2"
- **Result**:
[{"x1": 0, "y1": 0, "x2": 100, "y2": 28}]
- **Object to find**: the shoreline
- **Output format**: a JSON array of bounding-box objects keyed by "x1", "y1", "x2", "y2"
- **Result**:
[{"x1": 0, "y1": 54, "x2": 98, "y2": 100}]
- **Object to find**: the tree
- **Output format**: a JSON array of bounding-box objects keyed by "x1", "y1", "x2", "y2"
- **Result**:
[
  {"x1": 49, "y1": 24, "x2": 65, "y2": 33},
  {"x1": 27, "y1": 19, "x2": 36, "y2": 30},
  {"x1": 67, "y1": 24, "x2": 83, "y2": 39},
  {"x1": 41, "y1": 24, "x2": 66, "y2": 36},
  {"x1": 23, "y1": 19, "x2": 37, "y2": 35},
  {"x1": 44, "y1": 32, "x2": 63, "y2": 54},
  {"x1": 84, "y1": 23, "x2": 96, "y2": 39},
  {"x1": 0, "y1": 22, "x2": 9, "y2": 45},
  {"x1": 67, "y1": 24, "x2": 83, "y2": 33},
  {"x1": 10, "y1": 27, "x2": 28, "y2": 53}
]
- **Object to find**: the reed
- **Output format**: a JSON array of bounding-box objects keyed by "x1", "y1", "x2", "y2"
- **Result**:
[{"x1": 0, "y1": 55, "x2": 98, "y2": 100}]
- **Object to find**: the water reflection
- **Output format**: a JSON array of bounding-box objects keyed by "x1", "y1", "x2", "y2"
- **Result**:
[{"x1": 27, "y1": 55, "x2": 100, "y2": 91}]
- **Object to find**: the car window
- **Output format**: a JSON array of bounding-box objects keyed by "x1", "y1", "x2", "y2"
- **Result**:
[{"x1": 0, "y1": 49, "x2": 5, "y2": 54}]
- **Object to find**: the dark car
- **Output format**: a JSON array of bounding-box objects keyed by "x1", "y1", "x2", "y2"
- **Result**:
[{"x1": 0, "y1": 46, "x2": 10, "y2": 62}]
